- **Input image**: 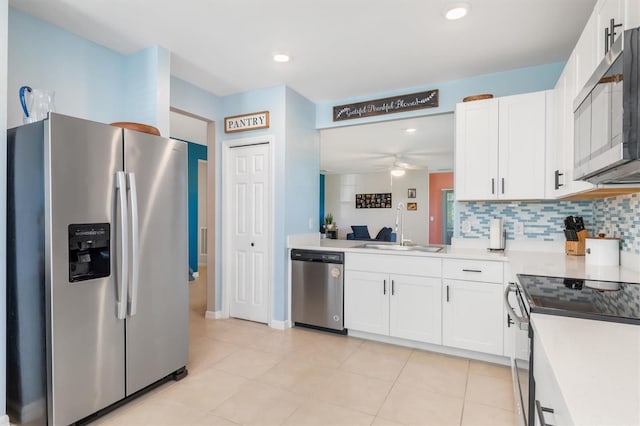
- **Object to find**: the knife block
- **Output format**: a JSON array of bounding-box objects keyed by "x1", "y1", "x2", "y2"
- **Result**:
[{"x1": 565, "y1": 229, "x2": 588, "y2": 256}]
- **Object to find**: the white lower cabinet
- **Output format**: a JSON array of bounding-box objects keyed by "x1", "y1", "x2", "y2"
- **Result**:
[
  {"x1": 344, "y1": 254, "x2": 506, "y2": 357},
  {"x1": 345, "y1": 270, "x2": 442, "y2": 344},
  {"x1": 344, "y1": 271, "x2": 389, "y2": 336},
  {"x1": 533, "y1": 332, "x2": 573, "y2": 425},
  {"x1": 442, "y1": 279, "x2": 504, "y2": 356}
]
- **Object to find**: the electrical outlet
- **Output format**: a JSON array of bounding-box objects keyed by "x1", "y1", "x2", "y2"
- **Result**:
[
  {"x1": 462, "y1": 220, "x2": 471, "y2": 233},
  {"x1": 514, "y1": 221, "x2": 524, "y2": 236},
  {"x1": 308, "y1": 217, "x2": 314, "y2": 230}
]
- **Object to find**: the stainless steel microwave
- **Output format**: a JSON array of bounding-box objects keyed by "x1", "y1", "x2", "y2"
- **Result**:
[{"x1": 574, "y1": 26, "x2": 640, "y2": 184}]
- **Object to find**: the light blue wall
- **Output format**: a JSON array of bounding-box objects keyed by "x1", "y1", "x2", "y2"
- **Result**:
[
  {"x1": 284, "y1": 87, "x2": 319, "y2": 319},
  {"x1": 170, "y1": 76, "x2": 222, "y2": 120},
  {"x1": 124, "y1": 46, "x2": 171, "y2": 135},
  {"x1": 7, "y1": 8, "x2": 126, "y2": 128},
  {"x1": 8, "y1": 8, "x2": 169, "y2": 131},
  {"x1": 315, "y1": 62, "x2": 565, "y2": 129},
  {"x1": 219, "y1": 85, "x2": 287, "y2": 318},
  {"x1": 1, "y1": 0, "x2": 8, "y2": 421}
]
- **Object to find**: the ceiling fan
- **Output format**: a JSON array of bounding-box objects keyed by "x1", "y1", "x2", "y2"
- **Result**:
[{"x1": 390, "y1": 154, "x2": 427, "y2": 176}]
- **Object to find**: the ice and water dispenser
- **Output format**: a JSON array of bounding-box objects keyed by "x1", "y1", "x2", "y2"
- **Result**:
[{"x1": 68, "y1": 223, "x2": 110, "y2": 282}]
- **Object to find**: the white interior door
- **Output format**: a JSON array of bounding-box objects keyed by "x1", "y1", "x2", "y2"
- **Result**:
[
  {"x1": 198, "y1": 160, "x2": 207, "y2": 266},
  {"x1": 227, "y1": 143, "x2": 270, "y2": 323}
]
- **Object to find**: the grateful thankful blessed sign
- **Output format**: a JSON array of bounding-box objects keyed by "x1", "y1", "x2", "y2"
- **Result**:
[
  {"x1": 333, "y1": 90, "x2": 438, "y2": 122},
  {"x1": 224, "y1": 111, "x2": 270, "y2": 133}
]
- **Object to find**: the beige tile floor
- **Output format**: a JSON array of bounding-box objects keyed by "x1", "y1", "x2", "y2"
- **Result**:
[{"x1": 94, "y1": 268, "x2": 515, "y2": 425}]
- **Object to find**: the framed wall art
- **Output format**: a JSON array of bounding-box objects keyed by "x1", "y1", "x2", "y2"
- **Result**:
[
  {"x1": 355, "y1": 193, "x2": 392, "y2": 209},
  {"x1": 407, "y1": 202, "x2": 417, "y2": 211},
  {"x1": 408, "y1": 188, "x2": 416, "y2": 198}
]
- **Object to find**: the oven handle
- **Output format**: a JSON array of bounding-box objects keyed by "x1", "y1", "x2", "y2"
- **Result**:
[{"x1": 504, "y1": 283, "x2": 529, "y2": 331}]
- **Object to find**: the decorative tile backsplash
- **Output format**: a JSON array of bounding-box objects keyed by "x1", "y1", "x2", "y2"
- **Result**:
[
  {"x1": 456, "y1": 193, "x2": 640, "y2": 254},
  {"x1": 457, "y1": 200, "x2": 594, "y2": 241},
  {"x1": 593, "y1": 193, "x2": 640, "y2": 255}
]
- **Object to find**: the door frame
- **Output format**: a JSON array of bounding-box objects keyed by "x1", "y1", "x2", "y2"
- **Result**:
[
  {"x1": 222, "y1": 135, "x2": 274, "y2": 325},
  {"x1": 441, "y1": 188, "x2": 454, "y2": 245},
  {"x1": 197, "y1": 159, "x2": 208, "y2": 267}
]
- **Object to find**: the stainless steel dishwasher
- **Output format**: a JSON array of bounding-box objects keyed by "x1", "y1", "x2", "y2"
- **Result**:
[{"x1": 291, "y1": 249, "x2": 346, "y2": 333}]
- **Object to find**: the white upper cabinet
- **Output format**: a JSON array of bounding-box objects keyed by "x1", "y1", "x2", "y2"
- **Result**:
[
  {"x1": 575, "y1": 13, "x2": 598, "y2": 94},
  {"x1": 455, "y1": 98, "x2": 499, "y2": 200},
  {"x1": 596, "y1": 0, "x2": 625, "y2": 58},
  {"x1": 455, "y1": 92, "x2": 548, "y2": 201},
  {"x1": 498, "y1": 92, "x2": 548, "y2": 200},
  {"x1": 627, "y1": 0, "x2": 640, "y2": 28},
  {"x1": 547, "y1": 55, "x2": 595, "y2": 198}
]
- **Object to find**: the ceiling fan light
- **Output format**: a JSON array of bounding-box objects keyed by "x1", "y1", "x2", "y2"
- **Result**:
[
  {"x1": 391, "y1": 168, "x2": 406, "y2": 177},
  {"x1": 444, "y1": 3, "x2": 470, "y2": 20}
]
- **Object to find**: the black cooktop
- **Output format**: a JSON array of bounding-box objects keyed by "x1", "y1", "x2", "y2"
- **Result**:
[{"x1": 517, "y1": 274, "x2": 640, "y2": 325}]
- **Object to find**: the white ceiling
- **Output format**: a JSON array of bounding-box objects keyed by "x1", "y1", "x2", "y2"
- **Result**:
[
  {"x1": 320, "y1": 113, "x2": 454, "y2": 174},
  {"x1": 9, "y1": 0, "x2": 597, "y2": 103}
]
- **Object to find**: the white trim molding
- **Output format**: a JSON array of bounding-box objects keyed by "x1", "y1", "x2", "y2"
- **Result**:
[
  {"x1": 0, "y1": 415, "x2": 9, "y2": 426},
  {"x1": 222, "y1": 135, "x2": 275, "y2": 323},
  {"x1": 269, "y1": 319, "x2": 292, "y2": 330},
  {"x1": 205, "y1": 310, "x2": 225, "y2": 320}
]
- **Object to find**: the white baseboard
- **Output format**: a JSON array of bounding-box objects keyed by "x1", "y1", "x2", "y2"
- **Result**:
[
  {"x1": 269, "y1": 319, "x2": 292, "y2": 330},
  {"x1": 347, "y1": 330, "x2": 510, "y2": 366},
  {"x1": 0, "y1": 414, "x2": 10, "y2": 426},
  {"x1": 205, "y1": 310, "x2": 224, "y2": 320}
]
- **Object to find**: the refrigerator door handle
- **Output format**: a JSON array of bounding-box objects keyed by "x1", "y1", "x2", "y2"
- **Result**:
[
  {"x1": 127, "y1": 172, "x2": 140, "y2": 316},
  {"x1": 116, "y1": 171, "x2": 129, "y2": 320}
]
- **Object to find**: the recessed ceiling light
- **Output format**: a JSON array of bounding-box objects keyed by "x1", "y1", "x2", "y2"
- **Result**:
[
  {"x1": 391, "y1": 168, "x2": 406, "y2": 177},
  {"x1": 273, "y1": 52, "x2": 290, "y2": 63},
  {"x1": 405, "y1": 128, "x2": 417, "y2": 133},
  {"x1": 444, "y1": 2, "x2": 470, "y2": 20}
]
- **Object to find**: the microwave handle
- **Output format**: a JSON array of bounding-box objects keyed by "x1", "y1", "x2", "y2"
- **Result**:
[{"x1": 504, "y1": 283, "x2": 529, "y2": 331}]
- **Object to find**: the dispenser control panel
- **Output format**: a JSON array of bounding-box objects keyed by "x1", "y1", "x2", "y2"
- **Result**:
[{"x1": 68, "y1": 223, "x2": 110, "y2": 282}]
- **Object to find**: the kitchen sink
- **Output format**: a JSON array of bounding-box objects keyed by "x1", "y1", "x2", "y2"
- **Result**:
[{"x1": 357, "y1": 243, "x2": 443, "y2": 253}]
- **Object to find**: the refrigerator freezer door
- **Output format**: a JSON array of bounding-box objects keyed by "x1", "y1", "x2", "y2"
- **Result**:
[
  {"x1": 46, "y1": 114, "x2": 126, "y2": 425},
  {"x1": 123, "y1": 130, "x2": 189, "y2": 395}
]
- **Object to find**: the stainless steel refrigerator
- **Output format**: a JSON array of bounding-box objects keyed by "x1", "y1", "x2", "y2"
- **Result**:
[{"x1": 7, "y1": 113, "x2": 189, "y2": 425}]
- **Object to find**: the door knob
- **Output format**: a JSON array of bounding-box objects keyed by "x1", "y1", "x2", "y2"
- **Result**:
[{"x1": 251, "y1": 242, "x2": 255, "y2": 247}]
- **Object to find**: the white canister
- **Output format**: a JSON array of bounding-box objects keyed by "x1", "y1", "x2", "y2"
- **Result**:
[{"x1": 585, "y1": 238, "x2": 620, "y2": 266}]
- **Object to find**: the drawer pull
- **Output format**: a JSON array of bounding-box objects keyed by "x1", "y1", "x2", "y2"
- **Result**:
[
  {"x1": 462, "y1": 269, "x2": 482, "y2": 273},
  {"x1": 383, "y1": 280, "x2": 386, "y2": 295},
  {"x1": 535, "y1": 400, "x2": 555, "y2": 426},
  {"x1": 446, "y1": 285, "x2": 450, "y2": 302}
]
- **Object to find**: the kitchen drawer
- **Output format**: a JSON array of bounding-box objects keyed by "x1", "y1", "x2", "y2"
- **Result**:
[
  {"x1": 346, "y1": 253, "x2": 442, "y2": 277},
  {"x1": 442, "y1": 259, "x2": 503, "y2": 283}
]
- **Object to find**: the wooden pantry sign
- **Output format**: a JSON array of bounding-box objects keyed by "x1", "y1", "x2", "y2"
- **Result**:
[
  {"x1": 224, "y1": 111, "x2": 270, "y2": 133},
  {"x1": 333, "y1": 89, "x2": 438, "y2": 122}
]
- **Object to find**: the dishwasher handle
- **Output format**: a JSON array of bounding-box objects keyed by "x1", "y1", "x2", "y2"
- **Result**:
[{"x1": 291, "y1": 249, "x2": 344, "y2": 264}]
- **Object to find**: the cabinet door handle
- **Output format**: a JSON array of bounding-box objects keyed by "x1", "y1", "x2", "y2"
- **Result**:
[
  {"x1": 383, "y1": 280, "x2": 386, "y2": 295},
  {"x1": 491, "y1": 178, "x2": 495, "y2": 194},
  {"x1": 391, "y1": 280, "x2": 395, "y2": 295},
  {"x1": 446, "y1": 285, "x2": 450, "y2": 302},
  {"x1": 462, "y1": 269, "x2": 482, "y2": 273},
  {"x1": 535, "y1": 400, "x2": 555, "y2": 426},
  {"x1": 554, "y1": 170, "x2": 564, "y2": 190},
  {"x1": 501, "y1": 177, "x2": 505, "y2": 194}
]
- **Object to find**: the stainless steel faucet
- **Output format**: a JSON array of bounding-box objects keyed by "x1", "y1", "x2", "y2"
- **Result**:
[{"x1": 395, "y1": 202, "x2": 410, "y2": 246}]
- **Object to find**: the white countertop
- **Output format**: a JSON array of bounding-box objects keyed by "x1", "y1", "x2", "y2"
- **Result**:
[
  {"x1": 532, "y1": 314, "x2": 640, "y2": 426},
  {"x1": 290, "y1": 237, "x2": 640, "y2": 284}
]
